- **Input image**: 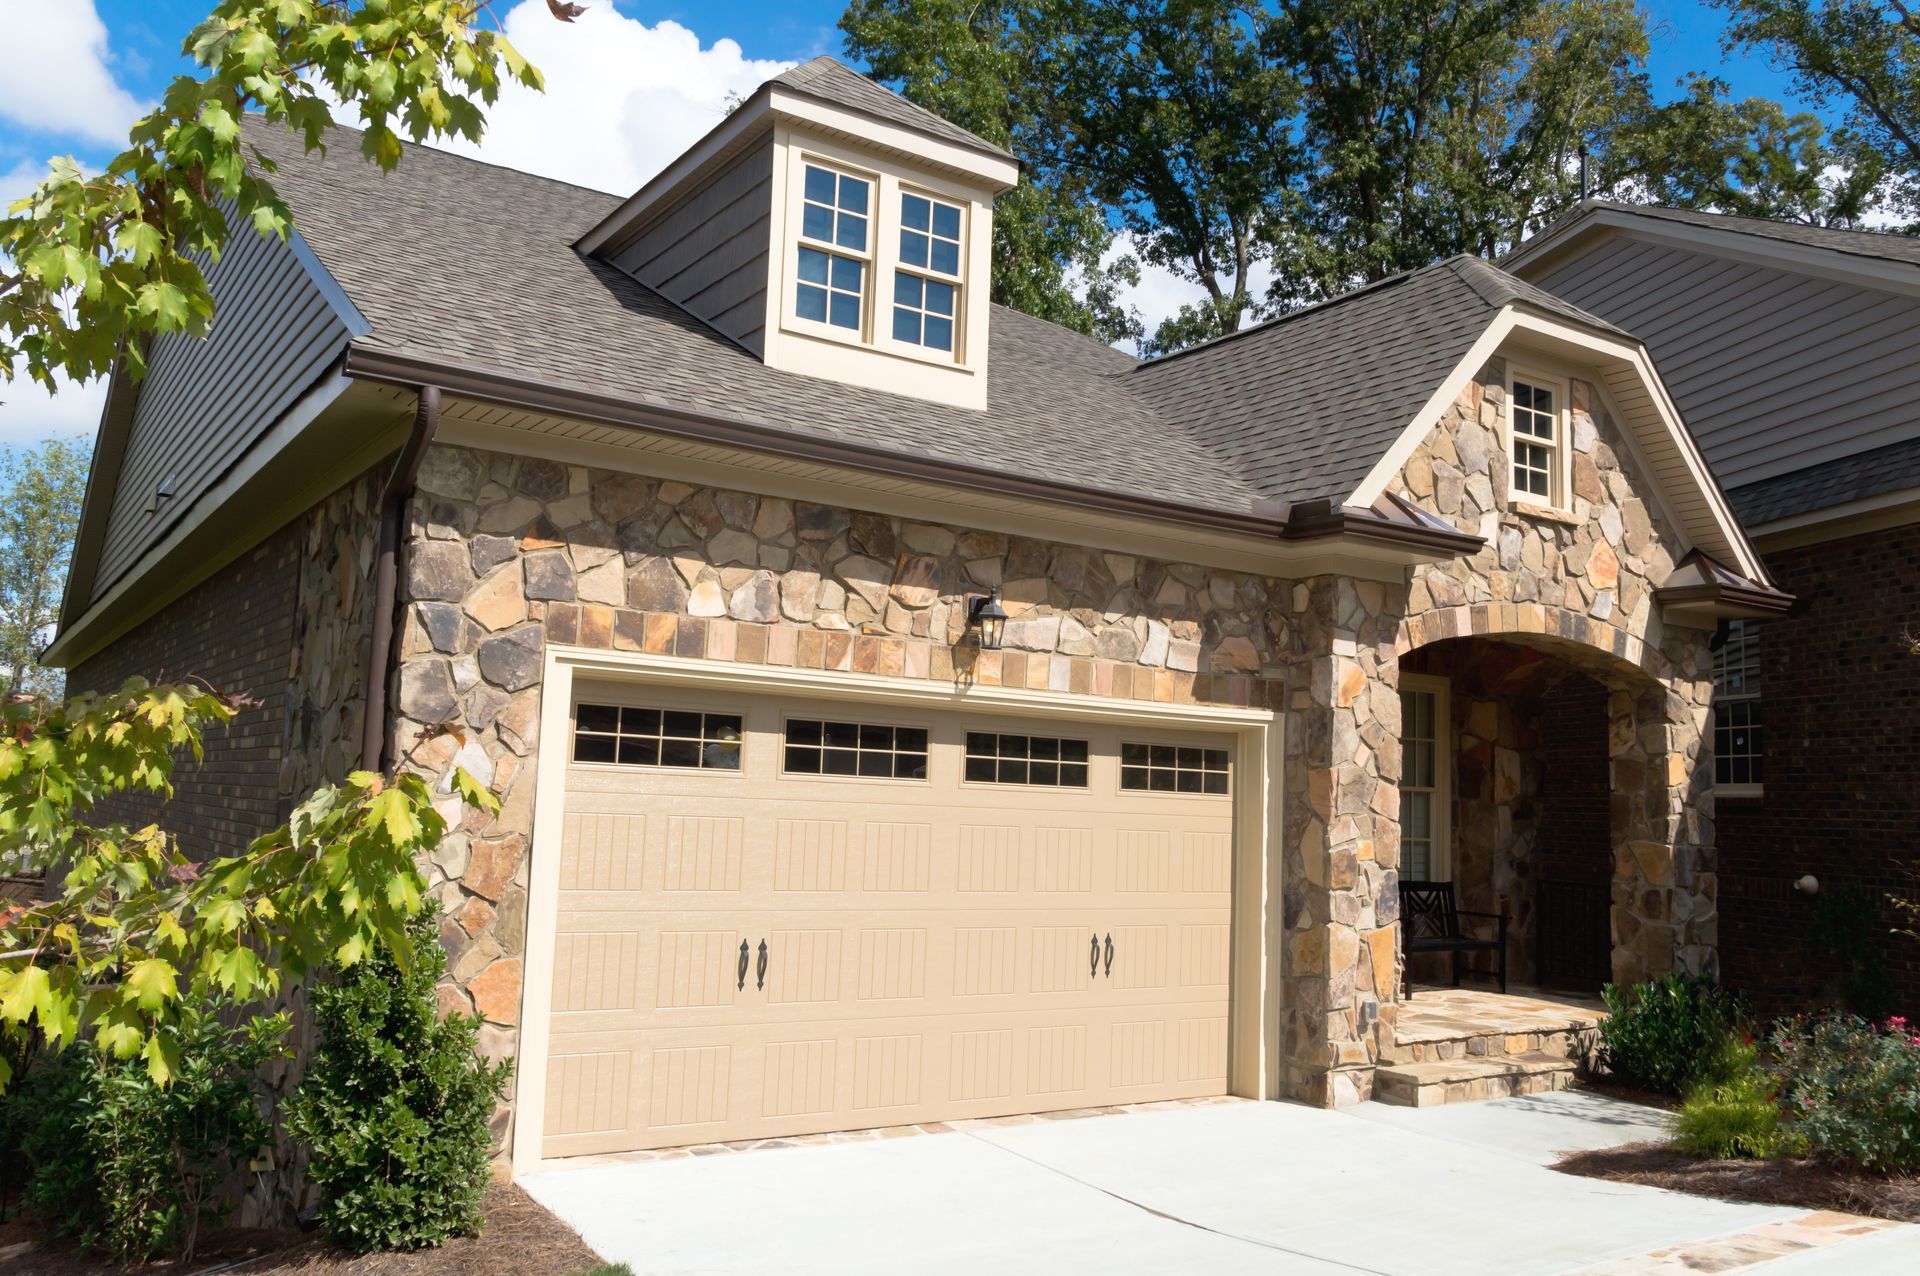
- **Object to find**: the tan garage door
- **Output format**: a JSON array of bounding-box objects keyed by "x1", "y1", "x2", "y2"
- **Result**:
[{"x1": 541, "y1": 683, "x2": 1235, "y2": 1157}]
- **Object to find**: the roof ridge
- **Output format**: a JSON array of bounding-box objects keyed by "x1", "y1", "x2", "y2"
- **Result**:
[{"x1": 242, "y1": 111, "x2": 630, "y2": 200}]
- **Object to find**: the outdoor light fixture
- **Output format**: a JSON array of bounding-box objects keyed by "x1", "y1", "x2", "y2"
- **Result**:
[{"x1": 967, "y1": 587, "x2": 1008, "y2": 651}]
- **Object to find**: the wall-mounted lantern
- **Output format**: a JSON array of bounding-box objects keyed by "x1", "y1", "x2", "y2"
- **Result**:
[{"x1": 966, "y1": 587, "x2": 1008, "y2": 651}]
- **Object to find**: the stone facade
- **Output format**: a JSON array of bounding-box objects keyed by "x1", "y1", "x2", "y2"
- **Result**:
[
  {"x1": 394, "y1": 444, "x2": 1311, "y2": 1147},
  {"x1": 383, "y1": 359, "x2": 1721, "y2": 1131}
]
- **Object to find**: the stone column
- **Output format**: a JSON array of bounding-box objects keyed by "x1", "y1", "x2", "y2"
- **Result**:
[{"x1": 1282, "y1": 576, "x2": 1402, "y2": 1104}]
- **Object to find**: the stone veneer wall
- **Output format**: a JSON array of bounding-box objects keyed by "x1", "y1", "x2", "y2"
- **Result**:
[
  {"x1": 1283, "y1": 363, "x2": 1721, "y2": 1103},
  {"x1": 392, "y1": 444, "x2": 1311, "y2": 1148}
]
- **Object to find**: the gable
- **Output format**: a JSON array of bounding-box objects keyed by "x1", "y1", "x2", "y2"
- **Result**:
[
  {"x1": 63, "y1": 206, "x2": 364, "y2": 625},
  {"x1": 1526, "y1": 232, "x2": 1920, "y2": 502}
]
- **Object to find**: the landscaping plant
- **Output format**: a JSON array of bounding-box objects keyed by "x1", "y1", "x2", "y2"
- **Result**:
[
  {"x1": 1771, "y1": 1013, "x2": 1920, "y2": 1175},
  {"x1": 1669, "y1": 1038, "x2": 1790, "y2": 1160},
  {"x1": 15, "y1": 1004, "x2": 288, "y2": 1262},
  {"x1": 1597, "y1": 973, "x2": 1744, "y2": 1097},
  {"x1": 0, "y1": 679, "x2": 497, "y2": 1089},
  {"x1": 287, "y1": 904, "x2": 512, "y2": 1251}
]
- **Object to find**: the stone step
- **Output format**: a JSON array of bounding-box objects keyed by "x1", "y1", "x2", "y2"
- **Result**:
[
  {"x1": 1373, "y1": 1052, "x2": 1579, "y2": 1108},
  {"x1": 1382, "y1": 1023, "x2": 1598, "y2": 1067}
]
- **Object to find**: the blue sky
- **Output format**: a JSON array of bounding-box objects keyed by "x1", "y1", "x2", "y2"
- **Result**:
[{"x1": 0, "y1": 0, "x2": 1823, "y2": 446}]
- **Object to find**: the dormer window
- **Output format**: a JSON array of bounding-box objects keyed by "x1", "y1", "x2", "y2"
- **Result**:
[
  {"x1": 796, "y1": 163, "x2": 873, "y2": 331},
  {"x1": 1508, "y1": 370, "x2": 1570, "y2": 510},
  {"x1": 893, "y1": 192, "x2": 963, "y2": 353}
]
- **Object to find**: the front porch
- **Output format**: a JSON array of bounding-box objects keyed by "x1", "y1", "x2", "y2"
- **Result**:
[{"x1": 1377, "y1": 986, "x2": 1607, "y2": 1107}]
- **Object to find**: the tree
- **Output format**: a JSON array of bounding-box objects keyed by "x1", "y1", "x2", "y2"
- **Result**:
[
  {"x1": 1607, "y1": 74, "x2": 1886, "y2": 225},
  {"x1": 1, "y1": 1, "x2": 577, "y2": 396},
  {"x1": 0, "y1": 438, "x2": 91, "y2": 698},
  {"x1": 0, "y1": 680, "x2": 497, "y2": 1090},
  {"x1": 1713, "y1": 0, "x2": 1920, "y2": 224}
]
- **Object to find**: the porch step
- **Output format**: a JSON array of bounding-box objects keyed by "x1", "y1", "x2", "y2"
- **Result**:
[
  {"x1": 1382, "y1": 1022, "x2": 1599, "y2": 1067},
  {"x1": 1373, "y1": 1053, "x2": 1578, "y2": 1108}
]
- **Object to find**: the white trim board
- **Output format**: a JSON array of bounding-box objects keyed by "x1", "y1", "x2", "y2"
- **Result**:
[{"x1": 509, "y1": 646, "x2": 1285, "y2": 1175}]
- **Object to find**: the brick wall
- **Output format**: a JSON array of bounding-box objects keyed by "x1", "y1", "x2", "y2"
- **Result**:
[
  {"x1": 68, "y1": 523, "x2": 302, "y2": 860},
  {"x1": 1718, "y1": 520, "x2": 1920, "y2": 1018}
]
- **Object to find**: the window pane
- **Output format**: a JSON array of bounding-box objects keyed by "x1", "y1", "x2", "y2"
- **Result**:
[
  {"x1": 925, "y1": 281, "x2": 955, "y2": 316},
  {"x1": 901, "y1": 231, "x2": 928, "y2": 267},
  {"x1": 858, "y1": 750, "x2": 892, "y2": 777},
  {"x1": 619, "y1": 737, "x2": 661, "y2": 767},
  {"x1": 786, "y1": 745, "x2": 821, "y2": 774},
  {"x1": 789, "y1": 719, "x2": 823, "y2": 745},
  {"x1": 1061, "y1": 739, "x2": 1089, "y2": 764},
  {"x1": 894, "y1": 753, "x2": 928, "y2": 780},
  {"x1": 930, "y1": 239, "x2": 959, "y2": 276},
  {"x1": 1060, "y1": 763, "x2": 1088, "y2": 787},
  {"x1": 924, "y1": 317, "x2": 953, "y2": 351},
  {"x1": 574, "y1": 734, "x2": 617, "y2": 763},
  {"x1": 836, "y1": 213, "x2": 867, "y2": 251},
  {"x1": 825, "y1": 720, "x2": 859, "y2": 748},
  {"x1": 578, "y1": 704, "x2": 619, "y2": 732},
  {"x1": 896, "y1": 728, "x2": 928, "y2": 752},
  {"x1": 802, "y1": 203, "x2": 833, "y2": 242},
  {"x1": 859, "y1": 724, "x2": 892, "y2": 750},
  {"x1": 661, "y1": 739, "x2": 700, "y2": 768},
  {"x1": 829, "y1": 292, "x2": 861, "y2": 329},
  {"x1": 798, "y1": 247, "x2": 830, "y2": 284},
  {"x1": 824, "y1": 748, "x2": 857, "y2": 775},
  {"x1": 902, "y1": 193, "x2": 930, "y2": 230},
  {"x1": 624, "y1": 707, "x2": 662, "y2": 735},
  {"x1": 663, "y1": 710, "x2": 702, "y2": 737},
  {"x1": 894, "y1": 272, "x2": 922, "y2": 306},
  {"x1": 830, "y1": 255, "x2": 864, "y2": 292},
  {"x1": 804, "y1": 165, "x2": 835, "y2": 204},
  {"x1": 893, "y1": 309, "x2": 921, "y2": 343},
  {"x1": 1122, "y1": 765, "x2": 1148, "y2": 790},
  {"x1": 965, "y1": 756, "x2": 995, "y2": 783},
  {"x1": 932, "y1": 202, "x2": 961, "y2": 240},
  {"x1": 838, "y1": 173, "x2": 868, "y2": 214}
]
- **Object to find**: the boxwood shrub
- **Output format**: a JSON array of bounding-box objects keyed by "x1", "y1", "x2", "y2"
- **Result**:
[
  {"x1": 1598, "y1": 974, "x2": 1743, "y2": 1097},
  {"x1": 287, "y1": 905, "x2": 512, "y2": 1251}
]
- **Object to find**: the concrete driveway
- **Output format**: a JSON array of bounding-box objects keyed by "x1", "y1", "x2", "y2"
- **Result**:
[{"x1": 521, "y1": 1093, "x2": 1916, "y2": 1274}]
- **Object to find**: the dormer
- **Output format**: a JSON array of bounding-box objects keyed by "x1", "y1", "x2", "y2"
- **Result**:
[{"x1": 577, "y1": 58, "x2": 1020, "y2": 410}]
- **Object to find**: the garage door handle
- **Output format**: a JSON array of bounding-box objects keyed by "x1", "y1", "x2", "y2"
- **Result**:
[
  {"x1": 737, "y1": 939, "x2": 750, "y2": 992},
  {"x1": 756, "y1": 939, "x2": 770, "y2": 991},
  {"x1": 1103, "y1": 933, "x2": 1114, "y2": 979},
  {"x1": 1089, "y1": 932, "x2": 1099, "y2": 980}
]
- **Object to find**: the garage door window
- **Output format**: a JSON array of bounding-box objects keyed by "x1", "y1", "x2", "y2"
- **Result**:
[
  {"x1": 784, "y1": 718, "x2": 930, "y2": 779},
  {"x1": 571, "y1": 704, "x2": 743, "y2": 770},
  {"x1": 964, "y1": 732, "x2": 1089, "y2": 787},
  {"x1": 1120, "y1": 742, "x2": 1229, "y2": 794}
]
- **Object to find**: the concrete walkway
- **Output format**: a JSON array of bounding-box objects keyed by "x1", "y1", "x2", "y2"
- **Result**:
[{"x1": 520, "y1": 1094, "x2": 1912, "y2": 1274}]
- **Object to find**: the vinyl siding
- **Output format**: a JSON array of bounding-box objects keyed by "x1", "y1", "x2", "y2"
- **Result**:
[
  {"x1": 92, "y1": 210, "x2": 357, "y2": 601},
  {"x1": 608, "y1": 137, "x2": 773, "y2": 355},
  {"x1": 1534, "y1": 235, "x2": 1920, "y2": 497}
]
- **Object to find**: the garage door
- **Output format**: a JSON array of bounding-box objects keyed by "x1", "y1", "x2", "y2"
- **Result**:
[{"x1": 540, "y1": 683, "x2": 1235, "y2": 1157}]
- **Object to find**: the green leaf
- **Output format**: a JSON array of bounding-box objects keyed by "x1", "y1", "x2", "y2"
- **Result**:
[
  {"x1": 0, "y1": 965, "x2": 51, "y2": 1024},
  {"x1": 124, "y1": 958, "x2": 181, "y2": 1011},
  {"x1": 370, "y1": 785, "x2": 420, "y2": 847},
  {"x1": 143, "y1": 1031, "x2": 180, "y2": 1087}
]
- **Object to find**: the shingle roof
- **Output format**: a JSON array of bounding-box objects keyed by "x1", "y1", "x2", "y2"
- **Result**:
[
  {"x1": 772, "y1": 56, "x2": 1015, "y2": 161},
  {"x1": 1727, "y1": 436, "x2": 1920, "y2": 526},
  {"x1": 1128, "y1": 256, "x2": 1623, "y2": 505},
  {"x1": 1525, "y1": 199, "x2": 1920, "y2": 270},
  {"x1": 242, "y1": 118, "x2": 1600, "y2": 517}
]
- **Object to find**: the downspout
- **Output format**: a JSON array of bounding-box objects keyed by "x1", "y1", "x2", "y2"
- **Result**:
[{"x1": 360, "y1": 384, "x2": 442, "y2": 772}]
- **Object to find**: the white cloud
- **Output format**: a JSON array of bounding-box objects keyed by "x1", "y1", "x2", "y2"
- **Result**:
[
  {"x1": 425, "y1": 5, "x2": 794, "y2": 194},
  {"x1": 0, "y1": 0, "x2": 145, "y2": 146},
  {"x1": 1100, "y1": 236, "x2": 1278, "y2": 353},
  {"x1": 0, "y1": 369, "x2": 105, "y2": 449}
]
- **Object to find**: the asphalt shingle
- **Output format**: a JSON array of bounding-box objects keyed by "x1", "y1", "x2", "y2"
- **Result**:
[
  {"x1": 773, "y1": 57, "x2": 1015, "y2": 161},
  {"x1": 1523, "y1": 199, "x2": 1920, "y2": 270}
]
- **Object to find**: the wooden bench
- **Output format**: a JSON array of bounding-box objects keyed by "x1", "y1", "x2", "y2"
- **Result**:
[{"x1": 1400, "y1": 880, "x2": 1508, "y2": 996}]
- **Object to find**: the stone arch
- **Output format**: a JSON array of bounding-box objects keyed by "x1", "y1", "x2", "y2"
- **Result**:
[{"x1": 1392, "y1": 608, "x2": 1716, "y2": 989}]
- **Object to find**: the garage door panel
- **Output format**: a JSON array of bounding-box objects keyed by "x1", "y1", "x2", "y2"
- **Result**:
[{"x1": 543, "y1": 687, "x2": 1236, "y2": 1156}]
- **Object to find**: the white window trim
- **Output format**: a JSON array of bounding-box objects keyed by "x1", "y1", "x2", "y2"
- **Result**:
[
  {"x1": 1506, "y1": 366, "x2": 1573, "y2": 516},
  {"x1": 784, "y1": 152, "x2": 879, "y2": 346},
  {"x1": 883, "y1": 182, "x2": 967, "y2": 365},
  {"x1": 1712, "y1": 620, "x2": 1765, "y2": 799},
  {"x1": 773, "y1": 133, "x2": 983, "y2": 374},
  {"x1": 1400, "y1": 672, "x2": 1453, "y2": 881}
]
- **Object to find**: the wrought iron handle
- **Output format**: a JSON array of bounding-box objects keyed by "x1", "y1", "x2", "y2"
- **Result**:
[
  {"x1": 756, "y1": 939, "x2": 770, "y2": 991},
  {"x1": 737, "y1": 939, "x2": 750, "y2": 991},
  {"x1": 1103, "y1": 933, "x2": 1114, "y2": 979},
  {"x1": 1089, "y1": 932, "x2": 1100, "y2": 980}
]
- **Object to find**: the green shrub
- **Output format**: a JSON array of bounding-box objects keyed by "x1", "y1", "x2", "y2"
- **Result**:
[
  {"x1": 13, "y1": 1008, "x2": 287, "y2": 1262},
  {"x1": 1598, "y1": 974, "x2": 1743, "y2": 1097},
  {"x1": 287, "y1": 905, "x2": 512, "y2": 1251},
  {"x1": 1771, "y1": 1013, "x2": 1920, "y2": 1174},
  {"x1": 1670, "y1": 1040, "x2": 1788, "y2": 1159}
]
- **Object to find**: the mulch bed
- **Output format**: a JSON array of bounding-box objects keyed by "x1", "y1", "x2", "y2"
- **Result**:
[
  {"x1": 1555, "y1": 1141, "x2": 1920, "y2": 1223},
  {"x1": 0, "y1": 1184, "x2": 609, "y2": 1276}
]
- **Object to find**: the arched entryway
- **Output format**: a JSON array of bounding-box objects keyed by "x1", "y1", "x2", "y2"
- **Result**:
[{"x1": 1394, "y1": 608, "x2": 1717, "y2": 992}]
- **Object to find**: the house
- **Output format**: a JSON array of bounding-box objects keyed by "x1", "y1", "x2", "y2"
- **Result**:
[
  {"x1": 48, "y1": 58, "x2": 1787, "y2": 1169},
  {"x1": 1506, "y1": 204, "x2": 1920, "y2": 1015}
]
